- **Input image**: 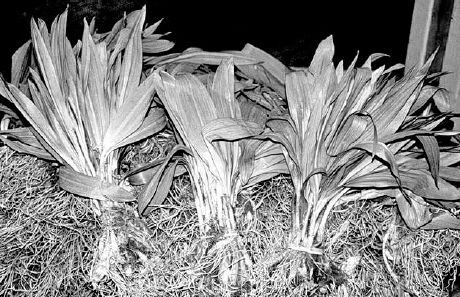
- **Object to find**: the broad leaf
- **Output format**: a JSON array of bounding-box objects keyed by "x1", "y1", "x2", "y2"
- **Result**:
[
  {"x1": 143, "y1": 38, "x2": 174, "y2": 54},
  {"x1": 350, "y1": 141, "x2": 401, "y2": 181},
  {"x1": 416, "y1": 135, "x2": 440, "y2": 186},
  {"x1": 238, "y1": 43, "x2": 288, "y2": 97},
  {"x1": 59, "y1": 166, "x2": 135, "y2": 202},
  {"x1": 147, "y1": 49, "x2": 257, "y2": 66},
  {"x1": 139, "y1": 159, "x2": 180, "y2": 216},
  {"x1": 11, "y1": 40, "x2": 32, "y2": 87},
  {"x1": 137, "y1": 145, "x2": 190, "y2": 215},
  {"x1": 345, "y1": 169, "x2": 460, "y2": 201},
  {"x1": 127, "y1": 160, "x2": 187, "y2": 186},
  {"x1": 395, "y1": 191, "x2": 432, "y2": 230},
  {"x1": 409, "y1": 85, "x2": 451, "y2": 114},
  {"x1": 0, "y1": 135, "x2": 54, "y2": 160},
  {"x1": 422, "y1": 211, "x2": 460, "y2": 230},
  {"x1": 202, "y1": 118, "x2": 264, "y2": 142},
  {"x1": 0, "y1": 127, "x2": 44, "y2": 149},
  {"x1": 114, "y1": 107, "x2": 166, "y2": 149}
]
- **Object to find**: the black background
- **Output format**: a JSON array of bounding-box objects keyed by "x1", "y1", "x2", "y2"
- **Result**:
[{"x1": 0, "y1": 0, "x2": 415, "y2": 80}]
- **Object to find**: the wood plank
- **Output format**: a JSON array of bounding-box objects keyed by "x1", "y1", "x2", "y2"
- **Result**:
[
  {"x1": 440, "y1": 0, "x2": 460, "y2": 128},
  {"x1": 405, "y1": 0, "x2": 436, "y2": 72}
]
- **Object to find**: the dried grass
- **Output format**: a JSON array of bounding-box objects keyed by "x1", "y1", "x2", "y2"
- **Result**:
[
  {"x1": 1, "y1": 143, "x2": 459, "y2": 296},
  {"x1": 324, "y1": 198, "x2": 460, "y2": 297},
  {"x1": 0, "y1": 145, "x2": 100, "y2": 296}
]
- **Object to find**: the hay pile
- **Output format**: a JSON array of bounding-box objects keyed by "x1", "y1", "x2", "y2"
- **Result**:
[
  {"x1": 0, "y1": 146, "x2": 100, "y2": 296},
  {"x1": 1, "y1": 143, "x2": 459, "y2": 296}
]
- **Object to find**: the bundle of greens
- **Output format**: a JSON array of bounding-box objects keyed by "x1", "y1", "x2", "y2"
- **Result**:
[
  {"x1": 0, "y1": 7, "x2": 170, "y2": 287},
  {"x1": 264, "y1": 36, "x2": 460, "y2": 279},
  {"x1": 149, "y1": 58, "x2": 287, "y2": 286},
  {"x1": 1, "y1": 6, "x2": 460, "y2": 294}
]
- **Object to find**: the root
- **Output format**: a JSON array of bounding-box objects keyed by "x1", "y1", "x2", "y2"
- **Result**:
[
  {"x1": 90, "y1": 202, "x2": 162, "y2": 291},
  {"x1": 266, "y1": 248, "x2": 347, "y2": 293},
  {"x1": 188, "y1": 232, "x2": 252, "y2": 290}
]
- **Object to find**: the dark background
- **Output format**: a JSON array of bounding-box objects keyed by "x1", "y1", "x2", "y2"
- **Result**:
[{"x1": 0, "y1": 0, "x2": 415, "y2": 80}]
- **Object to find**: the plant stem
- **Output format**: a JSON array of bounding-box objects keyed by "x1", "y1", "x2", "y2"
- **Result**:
[{"x1": 314, "y1": 188, "x2": 348, "y2": 243}]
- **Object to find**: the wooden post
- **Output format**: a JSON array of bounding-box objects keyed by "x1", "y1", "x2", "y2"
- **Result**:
[
  {"x1": 405, "y1": 0, "x2": 436, "y2": 71},
  {"x1": 440, "y1": 1, "x2": 460, "y2": 127},
  {"x1": 406, "y1": 0, "x2": 459, "y2": 127}
]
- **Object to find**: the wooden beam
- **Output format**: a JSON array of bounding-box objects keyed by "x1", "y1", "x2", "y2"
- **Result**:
[
  {"x1": 406, "y1": 0, "x2": 459, "y2": 127},
  {"x1": 440, "y1": 0, "x2": 460, "y2": 127},
  {"x1": 405, "y1": 0, "x2": 436, "y2": 71}
]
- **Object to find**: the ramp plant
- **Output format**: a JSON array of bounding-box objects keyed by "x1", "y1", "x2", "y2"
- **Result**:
[
  {"x1": 265, "y1": 36, "x2": 460, "y2": 279},
  {"x1": 2, "y1": 5, "x2": 460, "y2": 293},
  {"x1": 0, "y1": 7, "x2": 170, "y2": 287},
  {"x1": 151, "y1": 58, "x2": 287, "y2": 286}
]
